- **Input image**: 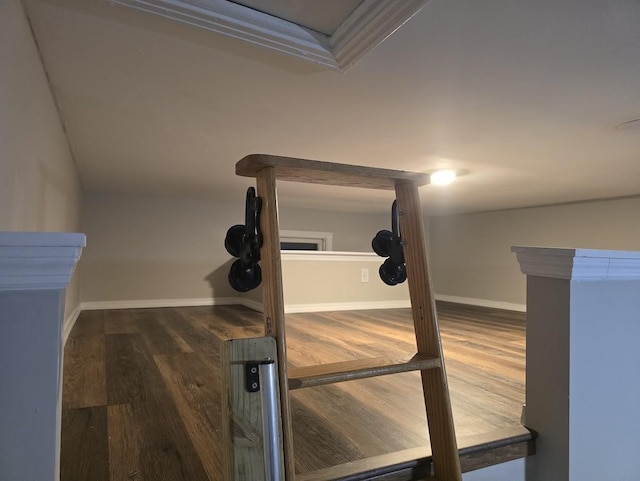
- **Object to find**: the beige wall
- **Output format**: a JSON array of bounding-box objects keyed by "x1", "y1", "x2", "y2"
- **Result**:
[
  {"x1": 280, "y1": 206, "x2": 390, "y2": 253},
  {"x1": 283, "y1": 257, "x2": 409, "y2": 307},
  {"x1": 242, "y1": 253, "x2": 410, "y2": 309},
  {"x1": 430, "y1": 197, "x2": 640, "y2": 306},
  {"x1": 80, "y1": 182, "x2": 640, "y2": 311},
  {"x1": 0, "y1": 0, "x2": 82, "y2": 321},
  {"x1": 80, "y1": 193, "x2": 239, "y2": 302},
  {"x1": 79, "y1": 192, "x2": 390, "y2": 303}
]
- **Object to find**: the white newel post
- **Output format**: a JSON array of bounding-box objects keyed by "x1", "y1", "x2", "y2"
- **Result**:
[
  {"x1": 0, "y1": 232, "x2": 85, "y2": 481},
  {"x1": 512, "y1": 246, "x2": 640, "y2": 481}
]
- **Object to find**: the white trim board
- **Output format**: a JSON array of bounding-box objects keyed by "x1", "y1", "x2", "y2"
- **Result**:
[
  {"x1": 0, "y1": 232, "x2": 85, "y2": 291},
  {"x1": 255, "y1": 297, "x2": 524, "y2": 314},
  {"x1": 111, "y1": 0, "x2": 429, "y2": 71},
  {"x1": 80, "y1": 297, "x2": 239, "y2": 311},
  {"x1": 78, "y1": 297, "x2": 411, "y2": 314},
  {"x1": 238, "y1": 297, "x2": 263, "y2": 312},
  {"x1": 435, "y1": 294, "x2": 526, "y2": 313},
  {"x1": 68, "y1": 293, "x2": 524, "y2": 343},
  {"x1": 512, "y1": 246, "x2": 640, "y2": 281},
  {"x1": 77, "y1": 295, "x2": 526, "y2": 314},
  {"x1": 280, "y1": 230, "x2": 333, "y2": 251},
  {"x1": 240, "y1": 299, "x2": 412, "y2": 314},
  {"x1": 281, "y1": 251, "x2": 381, "y2": 262},
  {"x1": 286, "y1": 300, "x2": 411, "y2": 313},
  {"x1": 63, "y1": 304, "x2": 82, "y2": 345}
]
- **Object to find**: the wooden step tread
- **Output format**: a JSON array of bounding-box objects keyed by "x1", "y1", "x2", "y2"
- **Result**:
[
  {"x1": 288, "y1": 353, "x2": 441, "y2": 390},
  {"x1": 236, "y1": 154, "x2": 430, "y2": 190},
  {"x1": 295, "y1": 426, "x2": 535, "y2": 481}
]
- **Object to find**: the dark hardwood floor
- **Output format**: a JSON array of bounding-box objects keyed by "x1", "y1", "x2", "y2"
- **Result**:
[{"x1": 61, "y1": 302, "x2": 525, "y2": 481}]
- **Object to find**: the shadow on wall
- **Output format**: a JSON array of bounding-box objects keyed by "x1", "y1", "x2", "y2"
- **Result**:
[{"x1": 205, "y1": 258, "x2": 236, "y2": 298}]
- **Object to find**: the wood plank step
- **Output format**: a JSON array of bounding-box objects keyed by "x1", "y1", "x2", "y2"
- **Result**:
[
  {"x1": 236, "y1": 154, "x2": 430, "y2": 190},
  {"x1": 288, "y1": 354, "x2": 441, "y2": 390},
  {"x1": 295, "y1": 426, "x2": 535, "y2": 481}
]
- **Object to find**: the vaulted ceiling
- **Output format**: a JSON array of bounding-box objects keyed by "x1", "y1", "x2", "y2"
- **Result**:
[{"x1": 24, "y1": 0, "x2": 640, "y2": 214}]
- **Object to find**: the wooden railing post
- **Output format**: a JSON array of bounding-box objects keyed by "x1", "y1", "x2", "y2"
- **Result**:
[
  {"x1": 395, "y1": 182, "x2": 461, "y2": 481},
  {"x1": 256, "y1": 167, "x2": 296, "y2": 480},
  {"x1": 513, "y1": 246, "x2": 640, "y2": 481}
]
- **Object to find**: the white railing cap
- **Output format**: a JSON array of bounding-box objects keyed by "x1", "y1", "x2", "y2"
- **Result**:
[
  {"x1": 512, "y1": 246, "x2": 640, "y2": 281},
  {"x1": 0, "y1": 232, "x2": 86, "y2": 291}
]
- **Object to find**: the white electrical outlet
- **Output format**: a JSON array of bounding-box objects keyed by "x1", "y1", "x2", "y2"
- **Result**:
[{"x1": 361, "y1": 268, "x2": 369, "y2": 283}]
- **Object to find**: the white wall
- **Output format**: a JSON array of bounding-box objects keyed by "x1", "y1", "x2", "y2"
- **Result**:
[
  {"x1": 0, "y1": 0, "x2": 82, "y2": 325},
  {"x1": 79, "y1": 191, "x2": 390, "y2": 305},
  {"x1": 429, "y1": 197, "x2": 640, "y2": 307}
]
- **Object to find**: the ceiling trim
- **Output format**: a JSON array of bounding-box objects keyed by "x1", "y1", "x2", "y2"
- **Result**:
[
  {"x1": 331, "y1": 0, "x2": 428, "y2": 68},
  {"x1": 110, "y1": 0, "x2": 429, "y2": 71}
]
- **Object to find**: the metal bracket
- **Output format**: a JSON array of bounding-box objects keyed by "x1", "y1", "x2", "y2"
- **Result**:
[{"x1": 245, "y1": 358, "x2": 275, "y2": 393}]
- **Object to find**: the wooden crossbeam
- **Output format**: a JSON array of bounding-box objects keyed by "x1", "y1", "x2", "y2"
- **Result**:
[
  {"x1": 237, "y1": 154, "x2": 430, "y2": 190},
  {"x1": 289, "y1": 353, "x2": 441, "y2": 390}
]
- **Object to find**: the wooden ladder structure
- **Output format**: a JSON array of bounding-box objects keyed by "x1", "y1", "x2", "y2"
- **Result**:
[{"x1": 236, "y1": 154, "x2": 461, "y2": 481}]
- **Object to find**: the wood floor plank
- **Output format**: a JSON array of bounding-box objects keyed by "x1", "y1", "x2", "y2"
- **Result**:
[
  {"x1": 310, "y1": 373, "x2": 430, "y2": 446},
  {"x1": 105, "y1": 333, "x2": 167, "y2": 405},
  {"x1": 156, "y1": 316, "x2": 195, "y2": 353},
  {"x1": 61, "y1": 406, "x2": 109, "y2": 481},
  {"x1": 135, "y1": 309, "x2": 195, "y2": 355},
  {"x1": 154, "y1": 353, "x2": 223, "y2": 481},
  {"x1": 104, "y1": 310, "x2": 141, "y2": 334},
  {"x1": 64, "y1": 330, "x2": 106, "y2": 409},
  {"x1": 107, "y1": 401, "x2": 209, "y2": 481},
  {"x1": 290, "y1": 400, "x2": 366, "y2": 473},
  {"x1": 107, "y1": 404, "x2": 143, "y2": 481},
  {"x1": 70, "y1": 310, "x2": 106, "y2": 338},
  {"x1": 291, "y1": 380, "x2": 428, "y2": 471},
  {"x1": 62, "y1": 303, "x2": 527, "y2": 481},
  {"x1": 160, "y1": 308, "x2": 222, "y2": 357}
]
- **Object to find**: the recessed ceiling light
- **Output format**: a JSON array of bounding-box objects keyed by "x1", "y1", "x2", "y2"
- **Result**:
[
  {"x1": 615, "y1": 119, "x2": 640, "y2": 130},
  {"x1": 430, "y1": 169, "x2": 457, "y2": 186}
]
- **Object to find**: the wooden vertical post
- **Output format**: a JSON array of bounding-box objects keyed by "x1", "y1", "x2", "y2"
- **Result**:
[
  {"x1": 513, "y1": 246, "x2": 640, "y2": 481},
  {"x1": 255, "y1": 167, "x2": 296, "y2": 480},
  {"x1": 221, "y1": 337, "x2": 285, "y2": 481},
  {"x1": 395, "y1": 181, "x2": 461, "y2": 481}
]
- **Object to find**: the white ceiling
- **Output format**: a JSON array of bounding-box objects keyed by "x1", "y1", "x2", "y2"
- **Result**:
[{"x1": 24, "y1": 0, "x2": 640, "y2": 215}]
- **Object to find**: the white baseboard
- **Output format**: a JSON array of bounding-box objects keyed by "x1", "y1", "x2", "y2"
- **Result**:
[
  {"x1": 238, "y1": 297, "x2": 264, "y2": 312},
  {"x1": 63, "y1": 304, "x2": 82, "y2": 346},
  {"x1": 435, "y1": 294, "x2": 526, "y2": 313},
  {"x1": 285, "y1": 300, "x2": 411, "y2": 313},
  {"x1": 80, "y1": 297, "x2": 240, "y2": 311},
  {"x1": 71, "y1": 294, "x2": 524, "y2": 334},
  {"x1": 236, "y1": 298, "x2": 411, "y2": 314}
]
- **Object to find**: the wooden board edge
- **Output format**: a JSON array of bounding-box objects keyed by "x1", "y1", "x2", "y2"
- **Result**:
[
  {"x1": 236, "y1": 154, "x2": 430, "y2": 189},
  {"x1": 295, "y1": 428, "x2": 535, "y2": 481},
  {"x1": 220, "y1": 340, "x2": 235, "y2": 481}
]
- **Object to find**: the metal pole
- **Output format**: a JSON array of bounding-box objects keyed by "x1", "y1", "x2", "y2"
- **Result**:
[{"x1": 259, "y1": 359, "x2": 282, "y2": 481}]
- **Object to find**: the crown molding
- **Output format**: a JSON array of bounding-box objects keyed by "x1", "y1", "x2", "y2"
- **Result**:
[
  {"x1": 0, "y1": 232, "x2": 86, "y2": 291},
  {"x1": 111, "y1": 0, "x2": 429, "y2": 71},
  {"x1": 512, "y1": 246, "x2": 640, "y2": 281},
  {"x1": 331, "y1": 0, "x2": 428, "y2": 69}
]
